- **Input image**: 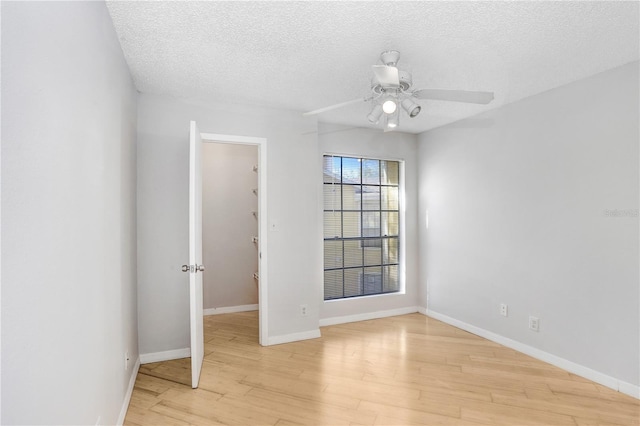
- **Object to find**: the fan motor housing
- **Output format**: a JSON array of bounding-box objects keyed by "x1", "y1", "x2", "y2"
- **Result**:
[{"x1": 371, "y1": 70, "x2": 413, "y2": 94}]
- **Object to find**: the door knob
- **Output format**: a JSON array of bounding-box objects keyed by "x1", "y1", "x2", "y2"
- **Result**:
[
  {"x1": 197, "y1": 265, "x2": 205, "y2": 272},
  {"x1": 181, "y1": 265, "x2": 190, "y2": 272}
]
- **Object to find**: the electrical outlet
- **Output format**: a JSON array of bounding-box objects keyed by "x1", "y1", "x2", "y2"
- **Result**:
[
  {"x1": 500, "y1": 303, "x2": 508, "y2": 317},
  {"x1": 529, "y1": 316, "x2": 540, "y2": 332},
  {"x1": 125, "y1": 351, "x2": 130, "y2": 370},
  {"x1": 300, "y1": 304, "x2": 308, "y2": 317}
]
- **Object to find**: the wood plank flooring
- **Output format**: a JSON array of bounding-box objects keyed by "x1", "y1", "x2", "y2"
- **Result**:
[{"x1": 125, "y1": 312, "x2": 639, "y2": 425}]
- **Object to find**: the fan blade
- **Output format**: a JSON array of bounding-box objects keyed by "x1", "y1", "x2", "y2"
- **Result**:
[
  {"x1": 372, "y1": 65, "x2": 400, "y2": 88},
  {"x1": 413, "y1": 89, "x2": 494, "y2": 104},
  {"x1": 302, "y1": 97, "x2": 369, "y2": 117}
]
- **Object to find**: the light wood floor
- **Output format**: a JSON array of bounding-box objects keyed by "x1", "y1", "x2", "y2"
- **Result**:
[{"x1": 125, "y1": 312, "x2": 639, "y2": 425}]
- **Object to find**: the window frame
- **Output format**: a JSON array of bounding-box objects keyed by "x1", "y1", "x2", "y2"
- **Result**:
[{"x1": 322, "y1": 153, "x2": 406, "y2": 301}]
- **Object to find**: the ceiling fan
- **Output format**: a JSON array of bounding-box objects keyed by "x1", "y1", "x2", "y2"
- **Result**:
[{"x1": 303, "y1": 50, "x2": 494, "y2": 131}]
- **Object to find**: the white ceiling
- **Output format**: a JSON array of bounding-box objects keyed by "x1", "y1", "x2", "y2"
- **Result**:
[{"x1": 106, "y1": 1, "x2": 639, "y2": 134}]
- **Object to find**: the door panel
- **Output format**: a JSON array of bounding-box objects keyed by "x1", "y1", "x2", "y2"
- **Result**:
[{"x1": 189, "y1": 121, "x2": 204, "y2": 388}]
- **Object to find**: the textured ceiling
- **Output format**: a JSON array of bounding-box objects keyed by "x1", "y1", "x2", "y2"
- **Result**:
[{"x1": 107, "y1": 1, "x2": 639, "y2": 134}]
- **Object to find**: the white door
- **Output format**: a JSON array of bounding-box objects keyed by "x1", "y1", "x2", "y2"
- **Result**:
[{"x1": 189, "y1": 120, "x2": 204, "y2": 388}]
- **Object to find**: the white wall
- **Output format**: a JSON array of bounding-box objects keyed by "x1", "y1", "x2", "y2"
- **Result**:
[
  {"x1": 418, "y1": 62, "x2": 639, "y2": 391},
  {"x1": 202, "y1": 143, "x2": 258, "y2": 310},
  {"x1": 137, "y1": 94, "x2": 319, "y2": 353},
  {"x1": 1, "y1": 2, "x2": 139, "y2": 424},
  {"x1": 318, "y1": 124, "x2": 419, "y2": 323}
]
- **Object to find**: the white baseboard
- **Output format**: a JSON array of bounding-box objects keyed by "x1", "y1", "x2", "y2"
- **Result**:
[
  {"x1": 139, "y1": 347, "x2": 191, "y2": 364},
  {"x1": 320, "y1": 306, "x2": 419, "y2": 327},
  {"x1": 422, "y1": 308, "x2": 640, "y2": 400},
  {"x1": 117, "y1": 356, "x2": 140, "y2": 426},
  {"x1": 267, "y1": 329, "x2": 321, "y2": 346},
  {"x1": 619, "y1": 380, "x2": 640, "y2": 399},
  {"x1": 204, "y1": 304, "x2": 258, "y2": 316}
]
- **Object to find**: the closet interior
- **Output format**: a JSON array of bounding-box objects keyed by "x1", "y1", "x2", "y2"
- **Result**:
[{"x1": 202, "y1": 142, "x2": 259, "y2": 317}]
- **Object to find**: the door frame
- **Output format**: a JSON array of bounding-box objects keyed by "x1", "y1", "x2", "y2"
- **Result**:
[{"x1": 200, "y1": 132, "x2": 268, "y2": 346}]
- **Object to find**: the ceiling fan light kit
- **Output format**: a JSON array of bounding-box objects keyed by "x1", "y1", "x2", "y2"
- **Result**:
[
  {"x1": 385, "y1": 108, "x2": 399, "y2": 130},
  {"x1": 382, "y1": 98, "x2": 397, "y2": 114},
  {"x1": 401, "y1": 98, "x2": 421, "y2": 118},
  {"x1": 303, "y1": 50, "x2": 494, "y2": 131},
  {"x1": 367, "y1": 104, "x2": 384, "y2": 124}
]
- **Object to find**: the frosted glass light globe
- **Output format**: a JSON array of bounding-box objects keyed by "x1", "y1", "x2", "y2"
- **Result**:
[{"x1": 382, "y1": 100, "x2": 397, "y2": 114}]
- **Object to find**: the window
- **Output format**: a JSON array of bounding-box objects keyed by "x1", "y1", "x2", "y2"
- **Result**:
[{"x1": 323, "y1": 155, "x2": 400, "y2": 300}]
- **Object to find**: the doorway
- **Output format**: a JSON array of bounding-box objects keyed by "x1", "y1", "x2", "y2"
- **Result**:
[
  {"x1": 201, "y1": 142, "x2": 259, "y2": 320},
  {"x1": 200, "y1": 133, "x2": 268, "y2": 345}
]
